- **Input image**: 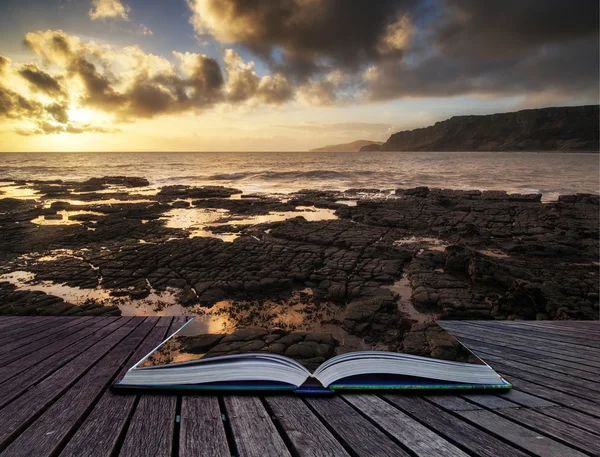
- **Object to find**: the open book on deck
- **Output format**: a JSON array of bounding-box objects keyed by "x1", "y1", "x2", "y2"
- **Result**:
[{"x1": 113, "y1": 320, "x2": 511, "y2": 393}]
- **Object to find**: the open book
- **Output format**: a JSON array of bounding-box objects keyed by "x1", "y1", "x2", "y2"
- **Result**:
[{"x1": 113, "y1": 320, "x2": 511, "y2": 393}]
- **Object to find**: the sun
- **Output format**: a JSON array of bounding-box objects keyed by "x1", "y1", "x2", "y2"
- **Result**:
[{"x1": 67, "y1": 108, "x2": 96, "y2": 124}]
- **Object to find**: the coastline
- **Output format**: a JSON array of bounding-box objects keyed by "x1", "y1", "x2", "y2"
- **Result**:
[{"x1": 0, "y1": 176, "x2": 598, "y2": 354}]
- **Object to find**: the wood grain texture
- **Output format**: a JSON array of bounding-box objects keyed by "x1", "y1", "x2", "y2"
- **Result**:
[
  {"x1": 0, "y1": 318, "x2": 597, "y2": 457},
  {"x1": 0, "y1": 316, "x2": 65, "y2": 345},
  {"x1": 0, "y1": 317, "x2": 156, "y2": 457},
  {"x1": 265, "y1": 395, "x2": 351, "y2": 457},
  {"x1": 180, "y1": 396, "x2": 230, "y2": 457},
  {"x1": 225, "y1": 396, "x2": 292, "y2": 457},
  {"x1": 0, "y1": 316, "x2": 139, "y2": 449},
  {"x1": 344, "y1": 394, "x2": 469, "y2": 457},
  {"x1": 0, "y1": 316, "x2": 98, "y2": 364},
  {"x1": 306, "y1": 396, "x2": 410, "y2": 457},
  {"x1": 0, "y1": 317, "x2": 123, "y2": 407},
  {"x1": 384, "y1": 395, "x2": 531, "y2": 457},
  {"x1": 457, "y1": 409, "x2": 589, "y2": 457},
  {"x1": 58, "y1": 318, "x2": 173, "y2": 457},
  {"x1": 118, "y1": 395, "x2": 177, "y2": 457},
  {"x1": 118, "y1": 316, "x2": 179, "y2": 457}
]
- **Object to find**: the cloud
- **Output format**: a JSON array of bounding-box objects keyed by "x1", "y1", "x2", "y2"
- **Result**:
[
  {"x1": 1, "y1": 29, "x2": 296, "y2": 135},
  {"x1": 222, "y1": 49, "x2": 292, "y2": 104},
  {"x1": 187, "y1": 0, "x2": 418, "y2": 80},
  {"x1": 187, "y1": 0, "x2": 599, "y2": 103},
  {"x1": 15, "y1": 122, "x2": 119, "y2": 136},
  {"x1": 18, "y1": 63, "x2": 66, "y2": 97},
  {"x1": 89, "y1": 0, "x2": 130, "y2": 21}
]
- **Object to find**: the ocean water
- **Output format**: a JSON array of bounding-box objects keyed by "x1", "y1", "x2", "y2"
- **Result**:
[{"x1": 0, "y1": 151, "x2": 598, "y2": 200}]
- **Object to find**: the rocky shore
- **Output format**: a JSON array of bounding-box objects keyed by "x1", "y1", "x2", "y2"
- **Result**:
[{"x1": 0, "y1": 177, "x2": 597, "y2": 353}]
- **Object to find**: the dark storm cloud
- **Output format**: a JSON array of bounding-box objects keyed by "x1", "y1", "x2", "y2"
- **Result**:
[
  {"x1": 188, "y1": 0, "x2": 419, "y2": 79},
  {"x1": 19, "y1": 64, "x2": 66, "y2": 97},
  {"x1": 189, "y1": 0, "x2": 599, "y2": 103},
  {"x1": 0, "y1": 85, "x2": 43, "y2": 120},
  {"x1": 435, "y1": 0, "x2": 599, "y2": 58}
]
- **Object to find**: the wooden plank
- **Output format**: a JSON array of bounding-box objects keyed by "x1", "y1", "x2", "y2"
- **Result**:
[
  {"x1": 466, "y1": 390, "x2": 555, "y2": 409},
  {"x1": 118, "y1": 317, "x2": 180, "y2": 457},
  {"x1": 498, "y1": 372, "x2": 600, "y2": 419},
  {"x1": 117, "y1": 395, "x2": 177, "y2": 457},
  {"x1": 0, "y1": 316, "x2": 97, "y2": 364},
  {"x1": 459, "y1": 340, "x2": 600, "y2": 382},
  {"x1": 0, "y1": 316, "x2": 65, "y2": 345},
  {"x1": 344, "y1": 394, "x2": 469, "y2": 457},
  {"x1": 264, "y1": 395, "x2": 351, "y2": 457},
  {"x1": 483, "y1": 406, "x2": 600, "y2": 455},
  {"x1": 0, "y1": 316, "x2": 42, "y2": 332},
  {"x1": 452, "y1": 334, "x2": 600, "y2": 376},
  {"x1": 456, "y1": 409, "x2": 588, "y2": 457},
  {"x1": 179, "y1": 396, "x2": 230, "y2": 457},
  {"x1": 383, "y1": 395, "x2": 530, "y2": 457},
  {"x1": 305, "y1": 395, "x2": 410, "y2": 457},
  {"x1": 0, "y1": 317, "x2": 121, "y2": 403},
  {"x1": 0, "y1": 316, "x2": 140, "y2": 449},
  {"x1": 512, "y1": 321, "x2": 600, "y2": 338},
  {"x1": 466, "y1": 391, "x2": 600, "y2": 436},
  {"x1": 532, "y1": 406, "x2": 600, "y2": 436},
  {"x1": 477, "y1": 356, "x2": 600, "y2": 399},
  {"x1": 59, "y1": 317, "x2": 174, "y2": 457},
  {"x1": 443, "y1": 324, "x2": 600, "y2": 370},
  {"x1": 477, "y1": 322, "x2": 600, "y2": 348},
  {"x1": 444, "y1": 323, "x2": 600, "y2": 360},
  {"x1": 0, "y1": 317, "x2": 157, "y2": 457},
  {"x1": 427, "y1": 396, "x2": 588, "y2": 457},
  {"x1": 224, "y1": 396, "x2": 292, "y2": 457}
]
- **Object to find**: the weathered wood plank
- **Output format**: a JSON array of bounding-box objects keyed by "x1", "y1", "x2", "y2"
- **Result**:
[
  {"x1": 459, "y1": 340, "x2": 600, "y2": 382},
  {"x1": 476, "y1": 321, "x2": 600, "y2": 348},
  {"x1": 0, "y1": 316, "x2": 44, "y2": 332},
  {"x1": 477, "y1": 356, "x2": 600, "y2": 399},
  {"x1": 452, "y1": 334, "x2": 600, "y2": 376},
  {"x1": 179, "y1": 396, "x2": 230, "y2": 457},
  {"x1": 0, "y1": 316, "x2": 97, "y2": 363},
  {"x1": 456, "y1": 409, "x2": 589, "y2": 457},
  {"x1": 467, "y1": 392, "x2": 600, "y2": 437},
  {"x1": 224, "y1": 396, "x2": 292, "y2": 457},
  {"x1": 0, "y1": 317, "x2": 157, "y2": 457},
  {"x1": 344, "y1": 394, "x2": 469, "y2": 457},
  {"x1": 498, "y1": 372, "x2": 600, "y2": 419},
  {"x1": 427, "y1": 396, "x2": 589, "y2": 457},
  {"x1": 480, "y1": 405, "x2": 600, "y2": 455},
  {"x1": 531, "y1": 406, "x2": 600, "y2": 436},
  {"x1": 383, "y1": 395, "x2": 530, "y2": 457},
  {"x1": 442, "y1": 324, "x2": 600, "y2": 369},
  {"x1": 0, "y1": 316, "x2": 66, "y2": 345},
  {"x1": 0, "y1": 316, "x2": 141, "y2": 449},
  {"x1": 305, "y1": 396, "x2": 410, "y2": 457},
  {"x1": 265, "y1": 395, "x2": 351, "y2": 457},
  {"x1": 444, "y1": 322, "x2": 600, "y2": 360},
  {"x1": 58, "y1": 317, "x2": 174, "y2": 457},
  {"x1": 0, "y1": 317, "x2": 122, "y2": 404},
  {"x1": 118, "y1": 317, "x2": 181, "y2": 457},
  {"x1": 118, "y1": 395, "x2": 177, "y2": 457}
]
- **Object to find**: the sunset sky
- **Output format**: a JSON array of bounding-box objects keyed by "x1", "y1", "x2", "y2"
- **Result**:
[{"x1": 0, "y1": 0, "x2": 598, "y2": 152}]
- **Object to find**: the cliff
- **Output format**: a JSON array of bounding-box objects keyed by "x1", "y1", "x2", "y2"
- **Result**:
[
  {"x1": 309, "y1": 140, "x2": 383, "y2": 152},
  {"x1": 378, "y1": 105, "x2": 599, "y2": 152}
]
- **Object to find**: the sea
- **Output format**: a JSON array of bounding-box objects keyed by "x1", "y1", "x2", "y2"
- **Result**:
[{"x1": 0, "y1": 151, "x2": 598, "y2": 201}]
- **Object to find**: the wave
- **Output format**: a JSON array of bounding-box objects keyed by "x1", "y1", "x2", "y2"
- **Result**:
[{"x1": 207, "y1": 170, "x2": 382, "y2": 181}]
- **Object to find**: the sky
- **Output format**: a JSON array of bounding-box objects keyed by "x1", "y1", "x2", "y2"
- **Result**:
[{"x1": 0, "y1": 0, "x2": 598, "y2": 152}]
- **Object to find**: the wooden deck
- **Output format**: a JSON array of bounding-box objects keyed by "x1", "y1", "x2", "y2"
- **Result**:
[{"x1": 0, "y1": 317, "x2": 598, "y2": 457}]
